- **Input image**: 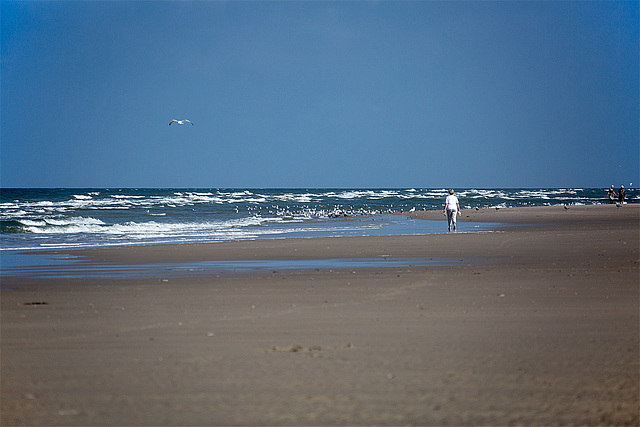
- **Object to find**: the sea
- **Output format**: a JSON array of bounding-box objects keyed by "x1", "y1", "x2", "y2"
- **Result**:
[{"x1": 1, "y1": 187, "x2": 635, "y2": 252}]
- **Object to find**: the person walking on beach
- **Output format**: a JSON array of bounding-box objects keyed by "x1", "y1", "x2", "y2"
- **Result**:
[
  {"x1": 607, "y1": 185, "x2": 616, "y2": 203},
  {"x1": 445, "y1": 189, "x2": 460, "y2": 232},
  {"x1": 618, "y1": 185, "x2": 626, "y2": 204}
]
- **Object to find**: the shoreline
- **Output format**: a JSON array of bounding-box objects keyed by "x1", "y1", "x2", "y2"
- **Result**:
[
  {"x1": 1, "y1": 204, "x2": 635, "y2": 261},
  {"x1": 403, "y1": 203, "x2": 638, "y2": 224},
  {"x1": 38, "y1": 204, "x2": 640, "y2": 265},
  {"x1": 2, "y1": 204, "x2": 638, "y2": 425}
]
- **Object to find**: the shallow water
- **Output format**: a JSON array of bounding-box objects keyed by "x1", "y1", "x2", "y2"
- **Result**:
[
  {"x1": 1, "y1": 216, "x2": 502, "y2": 280},
  {"x1": 1, "y1": 253, "x2": 488, "y2": 280}
]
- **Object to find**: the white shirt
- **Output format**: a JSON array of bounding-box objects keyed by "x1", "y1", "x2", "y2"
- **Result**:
[{"x1": 445, "y1": 194, "x2": 459, "y2": 211}]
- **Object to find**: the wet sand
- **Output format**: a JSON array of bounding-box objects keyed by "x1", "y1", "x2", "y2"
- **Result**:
[{"x1": 2, "y1": 205, "x2": 638, "y2": 425}]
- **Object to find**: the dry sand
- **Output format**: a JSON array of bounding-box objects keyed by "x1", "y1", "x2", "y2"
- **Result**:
[{"x1": 2, "y1": 205, "x2": 638, "y2": 426}]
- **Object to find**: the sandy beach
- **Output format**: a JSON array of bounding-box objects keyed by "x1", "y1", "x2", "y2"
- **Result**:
[{"x1": 2, "y1": 205, "x2": 638, "y2": 426}]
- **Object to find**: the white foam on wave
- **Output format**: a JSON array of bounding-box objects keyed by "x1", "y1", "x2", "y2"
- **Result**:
[
  {"x1": 13, "y1": 214, "x2": 276, "y2": 240},
  {"x1": 18, "y1": 217, "x2": 105, "y2": 226},
  {"x1": 18, "y1": 217, "x2": 107, "y2": 234},
  {"x1": 111, "y1": 194, "x2": 145, "y2": 199},
  {"x1": 272, "y1": 193, "x2": 316, "y2": 203},
  {"x1": 0, "y1": 209, "x2": 28, "y2": 219},
  {"x1": 323, "y1": 190, "x2": 400, "y2": 200},
  {"x1": 30, "y1": 201, "x2": 55, "y2": 207}
]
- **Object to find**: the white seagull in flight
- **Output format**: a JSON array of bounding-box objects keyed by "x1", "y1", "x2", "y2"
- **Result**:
[{"x1": 169, "y1": 119, "x2": 194, "y2": 126}]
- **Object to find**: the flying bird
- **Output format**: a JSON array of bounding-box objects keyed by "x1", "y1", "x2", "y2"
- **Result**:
[{"x1": 169, "y1": 119, "x2": 193, "y2": 126}]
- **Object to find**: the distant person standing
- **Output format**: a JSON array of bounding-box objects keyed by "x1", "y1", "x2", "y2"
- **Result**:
[
  {"x1": 618, "y1": 185, "x2": 626, "y2": 204},
  {"x1": 444, "y1": 189, "x2": 460, "y2": 232},
  {"x1": 607, "y1": 185, "x2": 616, "y2": 203}
]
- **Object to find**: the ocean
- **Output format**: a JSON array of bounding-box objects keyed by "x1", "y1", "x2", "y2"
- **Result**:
[{"x1": 1, "y1": 187, "x2": 634, "y2": 252}]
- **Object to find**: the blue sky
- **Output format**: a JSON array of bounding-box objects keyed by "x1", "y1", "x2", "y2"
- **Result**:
[{"x1": 2, "y1": 1, "x2": 638, "y2": 188}]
